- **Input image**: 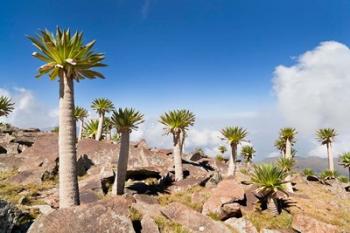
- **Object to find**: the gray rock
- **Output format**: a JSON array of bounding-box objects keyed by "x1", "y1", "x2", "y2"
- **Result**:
[
  {"x1": 0, "y1": 199, "x2": 33, "y2": 233},
  {"x1": 225, "y1": 217, "x2": 258, "y2": 233}
]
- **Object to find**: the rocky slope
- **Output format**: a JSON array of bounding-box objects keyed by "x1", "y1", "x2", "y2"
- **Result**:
[{"x1": 0, "y1": 127, "x2": 349, "y2": 233}]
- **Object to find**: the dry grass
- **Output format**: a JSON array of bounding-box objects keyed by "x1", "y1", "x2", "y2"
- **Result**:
[
  {"x1": 0, "y1": 170, "x2": 56, "y2": 206},
  {"x1": 158, "y1": 185, "x2": 210, "y2": 212},
  {"x1": 290, "y1": 177, "x2": 350, "y2": 232},
  {"x1": 154, "y1": 215, "x2": 190, "y2": 233},
  {"x1": 245, "y1": 211, "x2": 292, "y2": 231}
]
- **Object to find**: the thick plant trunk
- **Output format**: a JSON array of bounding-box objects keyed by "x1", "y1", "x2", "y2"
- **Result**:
[
  {"x1": 267, "y1": 197, "x2": 279, "y2": 215},
  {"x1": 285, "y1": 138, "x2": 291, "y2": 158},
  {"x1": 348, "y1": 167, "x2": 350, "y2": 180},
  {"x1": 327, "y1": 143, "x2": 334, "y2": 172},
  {"x1": 78, "y1": 119, "x2": 84, "y2": 141},
  {"x1": 95, "y1": 113, "x2": 104, "y2": 141},
  {"x1": 112, "y1": 131, "x2": 130, "y2": 195},
  {"x1": 58, "y1": 74, "x2": 80, "y2": 208},
  {"x1": 227, "y1": 143, "x2": 237, "y2": 177},
  {"x1": 174, "y1": 132, "x2": 183, "y2": 181},
  {"x1": 285, "y1": 174, "x2": 294, "y2": 193}
]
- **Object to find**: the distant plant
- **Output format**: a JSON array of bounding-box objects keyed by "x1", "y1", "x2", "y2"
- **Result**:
[
  {"x1": 194, "y1": 147, "x2": 205, "y2": 156},
  {"x1": 91, "y1": 98, "x2": 115, "y2": 141},
  {"x1": 51, "y1": 127, "x2": 59, "y2": 133},
  {"x1": 83, "y1": 119, "x2": 99, "y2": 139},
  {"x1": 111, "y1": 108, "x2": 144, "y2": 195},
  {"x1": 215, "y1": 154, "x2": 225, "y2": 162},
  {"x1": 160, "y1": 109, "x2": 195, "y2": 181},
  {"x1": 221, "y1": 126, "x2": 247, "y2": 177},
  {"x1": 241, "y1": 145, "x2": 256, "y2": 165},
  {"x1": 74, "y1": 106, "x2": 88, "y2": 141},
  {"x1": 319, "y1": 169, "x2": 339, "y2": 181},
  {"x1": 218, "y1": 145, "x2": 227, "y2": 155},
  {"x1": 316, "y1": 128, "x2": 337, "y2": 172},
  {"x1": 103, "y1": 117, "x2": 113, "y2": 141},
  {"x1": 0, "y1": 96, "x2": 14, "y2": 118},
  {"x1": 250, "y1": 164, "x2": 288, "y2": 215},
  {"x1": 337, "y1": 176, "x2": 349, "y2": 183},
  {"x1": 276, "y1": 157, "x2": 295, "y2": 193},
  {"x1": 302, "y1": 168, "x2": 314, "y2": 177},
  {"x1": 278, "y1": 128, "x2": 297, "y2": 158},
  {"x1": 339, "y1": 152, "x2": 350, "y2": 180},
  {"x1": 112, "y1": 133, "x2": 121, "y2": 143}
]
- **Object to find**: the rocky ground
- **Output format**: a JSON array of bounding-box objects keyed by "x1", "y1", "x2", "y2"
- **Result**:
[{"x1": 0, "y1": 127, "x2": 349, "y2": 233}]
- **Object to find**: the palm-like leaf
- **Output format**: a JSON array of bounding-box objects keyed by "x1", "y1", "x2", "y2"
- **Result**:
[
  {"x1": 316, "y1": 128, "x2": 337, "y2": 145},
  {"x1": 250, "y1": 164, "x2": 287, "y2": 196},
  {"x1": 74, "y1": 106, "x2": 88, "y2": 121},
  {"x1": 279, "y1": 128, "x2": 297, "y2": 143},
  {"x1": 159, "y1": 109, "x2": 195, "y2": 135},
  {"x1": 241, "y1": 145, "x2": 255, "y2": 163},
  {"x1": 339, "y1": 152, "x2": 350, "y2": 168},
  {"x1": 274, "y1": 138, "x2": 286, "y2": 152},
  {"x1": 218, "y1": 145, "x2": 227, "y2": 154},
  {"x1": 28, "y1": 27, "x2": 106, "y2": 80},
  {"x1": 221, "y1": 126, "x2": 247, "y2": 145},
  {"x1": 104, "y1": 117, "x2": 113, "y2": 131},
  {"x1": 83, "y1": 119, "x2": 99, "y2": 138},
  {"x1": 111, "y1": 108, "x2": 144, "y2": 132},
  {"x1": 276, "y1": 157, "x2": 295, "y2": 172},
  {"x1": 91, "y1": 98, "x2": 114, "y2": 115},
  {"x1": 0, "y1": 96, "x2": 14, "y2": 117}
]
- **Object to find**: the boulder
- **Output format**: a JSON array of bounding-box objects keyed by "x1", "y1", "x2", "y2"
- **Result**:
[
  {"x1": 161, "y1": 202, "x2": 232, "y2": 233},
  {"x1": 0, "y1": 199, "x2": 33, "y2": 233},
  {"x1": 31, "y1": 205, "x2": 55, "y2": 215},
  {"x1": 306, "y1": 175, "x2": 320, "y2": 182},
  {"x1": 28, "y1": 197, "x2": 135, "y2": 233},
  {"x1": 219, "y1": 203, "x2": 242, "y2": 219},
  {"x1": 224, "y1": 217, "x2": 258, "y2": 233},
  {"x1": 292, "y1": 214, "x2": 338, "y2": 233},
  {"x1": 202, "y1": 179, "x2": 245, "y2": 219},
  {"x1": 141, "y1": 215, "x2": 159, "y2": 233}
]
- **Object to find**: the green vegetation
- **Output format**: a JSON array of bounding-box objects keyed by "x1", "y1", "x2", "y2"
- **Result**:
[
  {"x1": 316, "y1": 128, "x2": 337, "y2": 171},
  {"x1": 83, "y1": 119, "x2": 99, "y2": 138},
  {"x1": 215, "y1": 154, "x2": 225, "y2": 161},
  {"x1": 0, "y1": 170, "x2": 56, "y2": 205},
  {"x1": 240, "y1": 145, "x2": 255, "y2": 164},
  {"x1": 302, "y1": 168, "x2": 314, "y2": 176},
  {"x1": 0, "y1": 96, "x2": 15, "y2": 117},
  {"x1": 319, "y1": 169, "x2": 339, "y2": 180},
  {"x1": 158, "y1": 186, "x2": 209, "y2": 212},
  {"x1": 339, "y1": 152, "x2": 350, "y2": 179},
  {"x1": 221, "y1": 126, "x2": 247, "y2": 176},
  {"x1": 337, "y1": 176, "x2": 349, "y2": 183},
  {"x1": 128, "y1": 206, "x2": 143, "y2": 221},
  {"x1": 207, "y1": 212, "x2": 221, "y2": 221},
  {"x1": 159, "y1": 109, "x2": 195, "y2": 181},
  {"x1": 246, "y1": 211, "x2": 292, "y2": 231},
  {"x1": 154, "y1": 215, "x2": 190, "y2": 233},
  {"x1": 91, "y1": 98, "x2": 115, "y2": 141},
  {"x1": 250, "y1": 164, "x2": 287, "y2": 214}
]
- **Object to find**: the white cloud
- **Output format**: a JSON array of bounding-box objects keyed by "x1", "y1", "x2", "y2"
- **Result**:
[
  {"x1": 273, "y1": 41, "x2": 350, "y2": 157},
  {"x1": 0, "y1": 88, "x2": 58, "y2": 129}
]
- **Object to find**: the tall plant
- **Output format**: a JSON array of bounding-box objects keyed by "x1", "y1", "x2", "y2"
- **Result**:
[
  {"x1": 160, "y1": 109, "x2": 195, "y2": 181},
  {"x1": 221, "y1": 126, "x2": 247, "y2": 176},
  {"x1": 316, "y1": 128, "x2": 337, "y2": 172},
  {"x1": 111, "y1": 108, "x2": 144, "y2": 195},
  {"x1": 28, "y1": 27, "x2": 106, "y2": 208},
  {"x1": 91, "y1": 98, "x2": 114, "y2": 141}
]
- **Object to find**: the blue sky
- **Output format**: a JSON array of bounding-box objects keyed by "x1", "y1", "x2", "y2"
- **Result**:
[{"x1": 1, "y1": 0, "x2": 350, "y2": 158}]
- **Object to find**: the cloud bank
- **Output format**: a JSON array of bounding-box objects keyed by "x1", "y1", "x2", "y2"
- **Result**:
[
  {"x1": 273, "y1": 41, "x2": 350, "y2": 157},
  {"x1": 0, "y1": 88, "x2": 58, "y2": 129}
]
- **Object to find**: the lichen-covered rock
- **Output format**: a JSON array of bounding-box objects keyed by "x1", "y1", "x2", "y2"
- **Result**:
[
  {"x1": 161, "y1": 202, "x2": 232, "y2": 233},
  {"x1": 202, "y1": 178, "x2": 245, "y2": 218},
  {"x1": 0, "y1": 200, "x2": 33, "y2": 233},
  {"x1": 27, "y1": 197, "x2": 135, "y2": 233},
  {"x1": 292, "y1": 214, "x2": 338, "y2": 233},
  {"x1": 225, "y1": 217, "x2": 258, "y2": 233}
]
